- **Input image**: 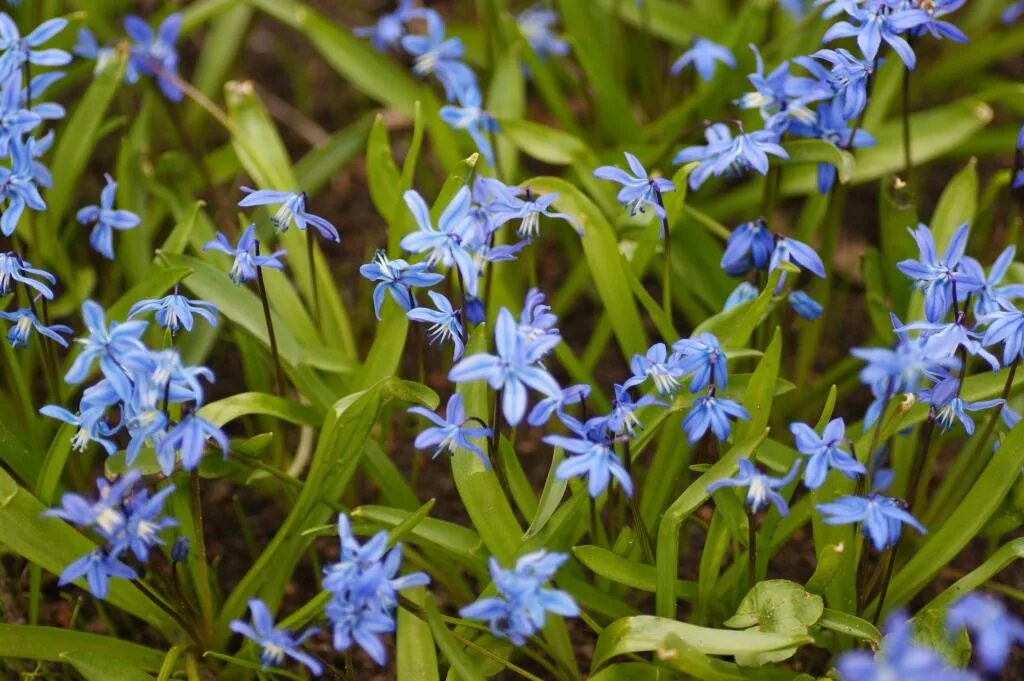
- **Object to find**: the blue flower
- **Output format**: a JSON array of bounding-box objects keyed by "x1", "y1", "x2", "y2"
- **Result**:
[
  {"x1": 721, "y1": 217, "x2": 775, "y2": 276},
  {"x1": 0, "y1": 73, "x2": 41, "y2": 157},
  {"x1": 947, "y1": 593, "x2": 1024, "y2": 674},
  {"x1": 547, "y1": 432, "x2": 632, "y2": 498},
  {"x1": 794, "y1": 48, "x2": 873, "y2": 121},
  {"x1": 528, "y1": 384, "x2": 591, "y2": 428},
  {"x1": 0, "y1": 306, "x2": 70, "y2": 348},
  {"x1": 460, "y1": 551, "x2": 578, "y2": 646},
  {"x1": 1006, "y1": 1, "x2": 1024, "y2": 25},
  {"x1": 682, "y1": 390, "x2": 750, "y2": 444},
  {"x1": 0, "y1": 134, "x2": 45, "y2": 235},
  {"x1": 128, "y1": 288, "x2": 219, "y2": 334},
  {"x1": 39, "y1": 404, "x2": 117, "y2": 455},
  {"x1": 486, "y1": 186, "x2": 580, "y2": 239},
  {"x1": 724, "y1": 281, "x2": 759, "y2": 311},
  {"x1": 981, "y1": 305, "x2": 1024, "y2": 366},
  {"x1": 817, "y1": 492, "x2": 926, "y2": 551},
  {"x1": 439, "y1": 87, "x2": 499, "y2": 166},
  {"x1": 789, "y1": 290, "x2": 823, "y2": 320},
  {"x1": 770, "y1": 235, "x2": 826, "y2": 280},
  {"x1": 823, "y1": 1, "x2": 922, "y2": 68},
  {"x1": 56, "y1": 549, "x2": 136, "y2": 600},
  {"x1": 673, "y1": 332, "x2": 728, "y2": 392},
  {"x1": 230, "y1": 599, "x2": 322, "y2": 676},
  {"x1": 407, "y1": 393, "x2": 491, "y2": 466},
  {"x1": 158, "y1": 413, "x2": 230, "y2": 474},
  {"x1": 517, "y1": 6, "x2": 569, "y2": 60},
  {"x1": 65, "y1": 301, "x2": 148, "y2": 389},
  {"x1": 0, "y1": 14, "x2": 70, "y2": 81},
  {"x1": 360, "y1": 250, "x2": 444, "y2": 319},
  {"x1": 891, "y1": 0, "x2": 967, "y2": 44},
  {"x1": 602, "y1": 384, "x2": 663, "y2": 437},
  {"x1": 203, "y1": 225, "x2": 286, "y2": 285},
  {"x1": 116, "y1": 484, "x2": 177, "y2": 562},
  {"x1": 407, "y1": 290, "x2": 464, "y2": 360},
  {"x1": 897, "y1": 223, "x2": 986, "y2": 321},
  {"x1": 0, "y1": 251, "x2": 54, "y2": 298},
  {"x1": 706, "y1": 458, "x2": 801, "y2": 515},
  {"x1": 838, "y1": 613, "x2": 981, "y2": 681},
  {"x1": 736, "y1": 45, "x2": 828, "y2": 133},
  {"x1": 43, "y1": 471, "x2": 141, "y2": 536},
  {"x1": 400, "y1": 187, "x2": 481, "y2": 295},
  {"x1": 124, "y1": 13, "x2": 183, "y2": 101},
  {"x1": 354, "y1": 0, "x2": 424, "y2": 51},
  {"x1": 674, "y1": 122, "x2": 789, "y2": 190},
  {"x1": 960, "y1": 247, "x2": 1024, "y2": 318},
  {"x1": 76, "y1": 174, "x2": 141, "y2": 260},
  {"x1": 20, "y1": 70, "x2": 66, "y2": 121},
  {"x1": 897, "y1": 318, "x2": 999, "y2": 371},
  {"x1": 790, "y1": 418, "x2": 864, "y2": 489},
  {"x1": 400, "y1": 12, "x2": 477, "y2": 102},
  {"x1": 670, "y1": 37, "x2": 735, "y2": 81},
  {"x1": 448, "y1": 307, "x2": 562, "y2": 426},
  {"x1": 593, "y1": 151, "x2": 675, "y2": 224},
  {"x1": 624, "y1": 342, "x2": 684, "y2": 395},
  {"x1": 238, "y1": 187, "x2": 339, "y2": 242},
  {"x1": 919, "y1": 375, "x2": 1003, "y2": 435}
]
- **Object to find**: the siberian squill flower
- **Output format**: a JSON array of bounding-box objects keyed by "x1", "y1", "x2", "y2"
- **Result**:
[
  {"x1": 0, "y1": 307, "x2": 71, "y2": 348},
  {"x1": 407, "y1": 393, "x2": 491, "y2": 466},
  {"x1": 794, "y1": 48, "x2": 873, "y2": 121},
  {"x1": 603, "y1": 384, "x2": 663, "y2": 438},
  {"x1": 673, "y1": 332, "x2": 728, "y2": 392},
  {"x1": 920, "y1": 374, "x2": 1003, "y2": 435},
  {"x1": 128, "y1": 288, "x2": 219, "y2": 334},
  {"x1": 360, "y1": 250, "x2": 443, "y2": 319},
  {"x1": 354, "y1": 0, "x2": 424, "y2": 51},
  {"x1": 0, "y1": 72, "x2": 40, "y2": 156},
  {"x1": 117, "y1": 485, "x2": 177, "y2": 562},
  {"x1": 682, "y1": 388, "x2": 750, "y2": 444},
  {"x1": 203, "y1": 225, "x2": 286, "y2": 285},
  {"x1": 547, "y1": 431, "x2": 632, "y2": 498},
  {"x1": 528, "y1": 384, "x2": 591, "y2": 428},
  {"x1": 897, "y1": 318, "x2": 1000, "y2": 371},
  {"x1": 960, "y1": 247, "x2": 1024, "y2": 318},
  {"x1": 230, "y1": 599, "x2": 322, "y2": 676},
  {"x1": 158, "y1": 413, "x2": 230, "y2": 474},
  {"x1": 125, "y1": 13, "x2": 184, "y2": 101},
  {"x1": 816, "y1": 473, "x2": 926, "y2": 551},
  {"x1": 0, "y1": 251, "x2": 55, "y2": 298},
  {"x1": 707, "y1": 458, "x2": 801, "y2": 515},
  {"x1": 38, "y1": 404, "x2": 117, "y2": 455},
  {"x1": 947, "y1": 593, "x2": 1024, "y2": 674},
  {"x1": 72, "y1": 28, "x2": 117, "y2": 72},
  {"x1": 0, "y1": 13, "x2": 70, "y2": 81},
  {"x1": 721, "y1": 217, "x2": 774, "y2": 276},
  {"x1": 65, "y1": 300, "x2": 147, "y2": 390},
  {"x1": 891, "y1": 0, "x2": 968, "y2": 44},
  {"x1": 0, "y1": 134, "x2": 45, "y2": 236},
  {"x1": 407, "y1": 290, "x2": 464, "y2": 360},
  {"x1": 670, "y1": 37, "x2": 735, "y2": 81},
  {"x1": 52, "y1": 550, "x2": 136, "y2": 599},
  {"x1": 517, "y1": 5, "x2": 569, "y2": 60},
  {"x1": 239, "y1": 187, "x2": 339, "y2": 242},
  {"x1": 790, "y1": 418, "x2": 865, "y2": 489},
  {"x1": 623, "y1": 342, "x2": 684, "y2": 395},
  {"x1": 897, "y1": 223, "x2": 982, "y2": 322},
  {"x1": 789, "y1": 290, "x2": 824, "y2": 320},
  {"x1": 400, "y1": 11, "x2": 477, "y2": 102},
  {"x1": 486, "y1": 186, "x2": 580, "y2": 239},
  {"x1": 724, "y1": 281, "x2": 759, "y2": 311},
  {"x1": 400, "y1": 186, "x2": 481, "y2": 295},
  {"x1": 770, "y1": 235, "x2": 826, "y2": 279},
  {"x1": 736, "y1": 45, "x2": 827, "y2": 133},
  {"x1": 981, "y1": 304, "x2": 1024, "y2": 366},
  {"x1": 674, "y1": 122, "x2": 788, "y2": 190},
  {"x1": 823, "y1": 1, "x2": 924, "y2": 68},
  {"x1": 460, "y1": 551, "x2": 578, "y2": 646},
  {"x1": 439, "y1": 86, "x2": 499, "y2": 166},
  {"x1": 76, "y1": 174, "x2": 141, "y2": 260},
  {"x1": 593, "y1": 152, "x2": 675, "y2": 225}
]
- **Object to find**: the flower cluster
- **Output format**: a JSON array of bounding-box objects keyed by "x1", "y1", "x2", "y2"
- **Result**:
[{"x1": 76, "y1": 13, "x2": 184, "y2": 101}]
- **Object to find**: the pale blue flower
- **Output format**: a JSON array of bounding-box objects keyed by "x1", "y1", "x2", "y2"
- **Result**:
[
  {"x1": 594, "y1": 151, "x2": 675, "y2": 224},
  {"x1": 400, "y1": 187, "x2": 480, "y2": 295},
  {"x1": 439, "y1": 86, "x2": 498, "y2": 166},
  {"x1": 674, "y1": 122, "x2": 788, "y2": 189},
  {"x1": 790, "y1": 418, "x2": 864, "y2": 489},
  {"x1": 706, "y1": 458, "x2": 800, "y2": 515},
  {"x1": 517, "y1": 6, "x2": 568, "y2": 60},
  {"x1": 203, "y1": 225, "x2": 286, "y2": 285},
  {"x1": 239, "y1": 187, "x2": 339, "y2": 242},
  {"x1": 407, "y1": 290, "x2": 464, "y2": 360},
  {"x1": 125, "y1": 13, "x2": 183, "y2": 101},
  {"x1": 230, "y1": 599, "x2": 323, "y2": 676},
  {"x1": 670, "y1": 37, "x2": 735, "y2": 81},
  {"x1": 128, "y1": 288, "x2": 219, "y2": 334},
  {"x1": 360, "y1": 250, "x2": 444, "y2": 319},
  {"x1": 0, "y1": 307, "x2": 71, "y2": 348},
  {"x1": 407, "y1": 393, "x2": 491, "y2": 465},
  {"x1": 948, "y1": 593, "x2": 1024, "y2": 674},
  {"x1": 683, "y1": 391, "x2": 750, "y2": 444},
  {"x1": 76, "y1": 174, "x2": 141, "y2": 260},
  {"x1": 0, "y1": 13, "x2": 70, "y2": 81}
]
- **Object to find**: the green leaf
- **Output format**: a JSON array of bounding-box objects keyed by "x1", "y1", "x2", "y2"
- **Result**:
[
  {"x1": 781, "y1": 139, "x2": 856, "y2": 184},
  {"x1": 523, "y1": 448, "x2": 568, "y2": 540},
  {"x1": 0, "y1": 625, "x2": 164, "y2": 670},
  {"x1": 367, "y1": 113, "x2": 403, "y2": 226},
  {"x1": 925, "y1": 537, "x2": 1024, "y2": 611},
  {"x1": 497, "y1": 118, "x2": 595, "y2": 166},
  {"x1": 398, "y1": 589, "x2": 439, "y2": 681},
  {"x1": 198, "y1": 392, "x2": 321, "y2": 427},
  {"x1": 573, "y1": 545, "x2": 698, "y2": 599},
  {"x1": 911, "y1": 608, "x2": 971, "y2": 668},
  {"x1": 817, "y1": 608, "x2": 881, "y2": 645},
  {"x1": 723, "y1": 580, "x2": 823, "y2": 666},
  {"x1": 62, "y1": 652, "x2": 155, "y2": 681},
  {"x1": 295, "y1": 114, "x2": 374, "y2": 195},
  {"x1": 424, "y1": 600, "x2": 486, "y2": 681},
  {"x1": 352, "y1": 505, "x2": 487, "y2": 568},
  {"x1": 591, "y1": 616, "x2": 813, "y2": 670},
  {"x1": 930, "y1": 158, "x2": 978, "y2": 254}
]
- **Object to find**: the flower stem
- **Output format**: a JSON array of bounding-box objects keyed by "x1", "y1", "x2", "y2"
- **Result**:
[
  {"x1": 909, "y1": 414, "x2": 939, "y2": 516},
  {"x1": 748, "y1": 511, "x2": 758, "y2": 589},
  {"x1": 622, "y1": 440, "x2": 654, "y2": 563},
  {"x1": 133, "y1": 576, "x2": 201, "y2": 646},
  {"x1": 254, "y1": 240, "x2": 285, "y2": 396},
  {"x1": 189, "y1": 470, "x2": 215, "y2": 645},
  {"x1": 488, "y1": 389, "x2": 516, "y2": 515},
  {"x1": 305, "y1": 225, "x2": 321, "y2": 330},
  {"x1": 901, "y1": 65, "x2": 914, "y2": 191},
  {"x1": 653, "y1": 188, "x2": 672, "y2": 322},
  {"x1": 871, "y1": 543, "x2": 900, "y2": 625}
]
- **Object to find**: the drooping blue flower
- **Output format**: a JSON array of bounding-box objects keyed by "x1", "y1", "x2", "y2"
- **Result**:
[
  {"x1": 0, "y1": 307, "x2": 71, "y2": 348},
  {"x1": 408, "y1": 393, "x2": 491, "y2": 466},
  {"x1": 817, "y1": 492, "x2": 926, "y2": 551},
  {"x1": 891, "y1": 0, "x2": 967, "y2": 44},
  {"x1": 823, "y1": 1, "x2": 923, "y2": 68},
  {"x1": 448, "y1": 308, "x2": 561, "y2": 425},
  {"x1": 706, "y1": 458, "x2": 801, "y2": 515},
  {"x1": 674, "y1": 122, "x2": 789, "y2": 190},
  {"x1": 673, "y1": 332, "x2": 728, "y2": 393},
  {"x1": 790, "y1": 418, "x2": 865, "y2": 489},
  {"x1": 116, "y1": 484, "x2": 177, "y2": 562},
  {"x1": 721, "y1": 217, "x2": 775, "y2": 276},
  {"x1": 42, "y1": 470, "x2": 141, "y2": 536},
  {"x1": 897, "y1": 318, "x2": 1000, "y2": 371},
  {"x1": 794, "y1": 48, "x2": 873, "y2": 121},
  {"x1": 76, "y1": 174, "x2": 141, "y2": 260},
  {"x1": 669, "y1": 37, "x2": 735, "y2": 81},
  {"x1": 736, "y1": 45, "x2": 828, "y2": 133},
  {"x1": 39, "y1": 404, "x2": 118, "y2": 455},
  {"x1": 238, "y1": 187, "x2": 339, "y2": 242},
  {"x1": 623, "y1": 342, "x2": 684, "y2": 396},
  {"x1": 158, "y1": 413, "x2": 230, "y2": 474},
  {"x1": 64, "y1": 301, "x2": 148, "y2": 389},
  {"x1": 360, "y1": 250, "x2": 444, "y2": 319},
  {"x1": 517, "y1": 5, "x2": 569, "y2": 61},
  {"x1": 407, "y1": 290, "x2": 464, "y2": 360},
  {"x1": 124, "y1": 13, "x2": 184, "y2": 101},
  {"x1": 724, "y1": 281, "x2": 759, "y2": 311},
  {"x1": 960, "y1": 247, "x2": 1024, "y2": 318},
  {"x1": 981, "y1": 305, "x2": 1024, "y2": 366},
  {"x1": 593, "y1": 151, "x2": 676, "y2": 225},
  {"x1": 838, "y1": 613, "x2": 981, "y2": 681},
  {"x1": 947, "y1": 593, "x2": 1024, "y2": 674},
  {"x1": 528, "y1": 384, "x2": 591, "y2": 428},
  {"x1": 0, "y1": 72, "x2": 40, "y2": 156},
  {"x1": 789, "y1": 290, "x2": 824, "y2": 320},
  {"x1": 0, "y1": 251, "x2": 55, "y2": 298},
  {"x1": 486, "y1": 186, "x2": 580, "y2": 239},
  {"x1": 602, "y1": 384, "x2": 663, "y2": 437},
  {"x1": 400, "y1": 11, "x2": 477, "y2": 102},
  {"x1": 55, "y1": 549, "x2": 136, "y2": 600},
  {"x1": 919, "y1": 374, "x2": 1003, "y2": 435},
  {"x1": 128, "y1": 288, "x2": 219, "y2": 334},
  {"x1": 230, "y1": 599, "x2": 323, "y2": 676},
  {"x1": 460, "y1": 551, "x2": 578, "y2": 646},
  {"x1": 547, "y1": 432, "x2": 632, "y2": 498},
  {"x1": 770, "y1": 235, "x2": 826, "y2": 279},
  {"x1": 0, "y1": 14, "x2": 70, "y2": 81},
  {"x1": 897, "y1": 223, "x2": 983, "y2": 322},
  {"x1": 353, "y1": 0, "x2": 423, "y2": 51},
  {"x1": 682, "y1": 390, "x2": 750, "y2": 444},
  {"x1": 203, "y1": 225, "x2": 287, "y2": 285},
  {"x1": 439, "y1": 86, "x2": 499, "y2": 166},
  {"x1": 0, "y1": 134, "x2": 45, "y2": 236},
  {"x1": 400, "y1": 186, "x2": 481, "y2": 295}
]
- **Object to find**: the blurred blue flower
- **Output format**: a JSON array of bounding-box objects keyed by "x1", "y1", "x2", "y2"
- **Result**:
[
  {"x1": 72, "y1": 28, "x2": 117, "y2": 72},
  {"x1": 128, "y1": 288, "x2": 219, "y2": 334},
  {"x1": 548, "y1": 432, "x2": 631, "y2": 498},
  {"x1": 460, "y1": 551, "x2": 578, "y2": 646},
  {"x1": 0, "y1": 73, "x2": 41, "y2": 156},
  {"x1": 125, "y1": 13, "x2": 183, "y2": 101},
  {"x1": 76, "y1": 174, "x2": 141, "y2": 260},
  {"x1": 0, "y1": 307, "x2": 71, "y2": 348},
  {"x1": 724, "y1": 281, "x2": 759, "y2": 311},
  {"x1": 897, "y1": 223, "x2": 982, "y2": 322},
  {"x1": 790, "y1": 418, "x2": 864, "y2": 489},
  {"x1": 736, "y1": 45, "x2": 827, "y2": 133},
  {"x1": 707, "y1": 458, "x2": 800, "y2": 515},
  {"x1": 624, "y1": 342, "x2": 684, "y2": 395},
  {"x1": 400, "y1": 187, "x2": 480, "y2": 295},
  {"x1": 683, "y1": 390, "x2": 750, "y2": 444},
  {"x1": 594, "y1": 151, "x2": 675, "y2": 226},
  {"x1": 517, "y1": 5, "x2": 568, "y2": 60},
  {"x1": 439, "y1": 87, "x2": 499, "y2": 166},
  {"x1": 203, "y1": 225, "x2": 286, "y2": 285},
  {"x1": 1005, "y1": 1, "x2": 1024, "y2": 25},
  {"x1": 408, "y1": 393, "x2": 491, "y2": 466},
  {"x1": 670, "y1": 37, "x2": 735, "y2": 81},
  {"x1": 674, "y1": 122, "x2": 788, "y2": 190},
  {"x1": 0, "y1": 13, "x2": 70, "y2": 81},
  {"x1": 360, "y1": 250, "x2": 444, "y2": 319},
  {"x1": 231, "y1": 599, "x2": 322, "y2": 676},
  {"x1": 891, "y1": 0, "x2": 967, "y2": 44},
  {"x1": 158, "y1": 413, "x2": 230, "y2": 474},
  {"x1": 65, "y1": 301, "x2": 148, "y2": 389},
  {"x1": 239, "y1": 187, "x2": 339, "y2": 242},
  {"x1": 795, "y1": 48, "x2": 873, "y2": 121},
  {"x1": 960, "y1": 247, "x2": 1024, "y2": 318},
  {"x1": 408, "y1": 290, "x2": 464, "y2": 360},
  {"x1": 948, "y1": 593, "x2": 1024, "y2": 674},
  {"x1": 0, "y1": 134, "x2": 45, "y2": 236},
  {"x1": 603, "y1": 383, "x2": 663, "y2": 437},
  {"x1": 400, "y1": 11, "x2": 477, "y2": 102},
  {"x1": 673, "y1": 332, "x2": 728, "y2": 392},
  {"x1": 354, "y1": 0, "x2": 424, "y2": 51},
  {"x1": 117, "y1": 485, "x2": 177, "y2": 562},
  {"x1": 43, "y1": 471, "x2": 141, "y2": 535},
  {"x1": 527, "y1": 383, "x2": 590, "y2": 428},
  {"x1": 56, "y1": 549, "x2": 136, "y2": 600},
  {"x1": 0, "y1": 250, "x2": 54, "y2": 298},
  {"x1": 487, "y1": 186, "x2": 580, "y2": 239},
  {"x1": 790, "y1": 290, "x2": 823, "y2": 320},
  {"x1": 721, "y1": 217, "x2": 774, "y2": 276},
  {"x1": 838, "y1": 613, "x2": 980, "y2": 681},
  {"x1": 817, "y1": 492, "x2": 925, "y2": 551}
]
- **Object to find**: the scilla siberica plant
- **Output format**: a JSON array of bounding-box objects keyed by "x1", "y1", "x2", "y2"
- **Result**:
[{"x1": 1, "y1": 1, "x2": 1023, "y2": 679}]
